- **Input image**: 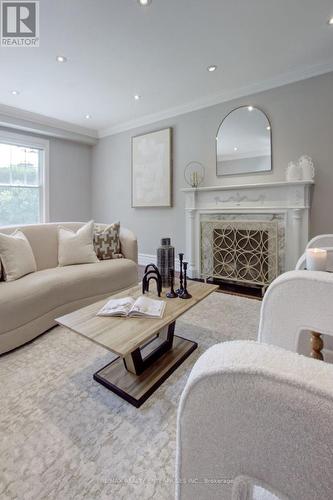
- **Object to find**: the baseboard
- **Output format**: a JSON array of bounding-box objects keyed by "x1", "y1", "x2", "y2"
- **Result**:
[{"x1": 138, "y1": 253, "x2": 180, "y2": 271}]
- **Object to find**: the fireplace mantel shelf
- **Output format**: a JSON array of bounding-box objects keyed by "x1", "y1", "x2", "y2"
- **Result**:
[{"x1": 181, "y1": 180, "x2": 314, "y2": 193}]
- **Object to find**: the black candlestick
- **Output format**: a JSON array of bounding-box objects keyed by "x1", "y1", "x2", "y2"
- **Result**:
[
  {"x1": 166, "y1": 269, "x2": 178, "y2": 298},
  {"x1": 179, "y1": 261, "x2": 192, "y2": 299},
  {"x1": 176, "y1": 253, "x2": 184, "y2": 296}
]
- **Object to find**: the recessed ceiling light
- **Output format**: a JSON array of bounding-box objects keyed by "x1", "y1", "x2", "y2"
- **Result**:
[
  {"x1": 134, "y1": 94, "x2": 141, "y2": 100},
  {"x1": 11, "y1": 90, "x2": 19, "y2": 95},
  {"x1": 234, "y1": 147, "x2": 238, "y2": 151},
  {"x1": 56, "y1": 55, "x2": 67, "y2": 63},
  {"x1": 207, "y1": 65, "x2": 217, "y2": 72},
  {"x1": 248, "y1": 106, "x2": 254, "y2": 111},
  {"x1": 85, "y1": 114, "x2": 91, "y2": 119},
  {"x1": 266, "y1": 126, "x2": 271, "y2": 131},
  {"x1": 138, "y1": 0, "x2": 152, "y2": 5},
  {"x1": 328, "y1": 17, "x2": 333, "y2": 25}
]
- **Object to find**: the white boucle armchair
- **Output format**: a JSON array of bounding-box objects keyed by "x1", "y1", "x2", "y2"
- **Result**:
[
  {"x1": 258, "y1": 233, "x2": 333, "y2": 355},
  {"x1": 257, "y1": 269, "x2": 333, "y2": 354},
  {"x1": 177, "y1": 241, "x2": 333, "y2": 499},
  {"x1": 176, "y1": 341, "x2": 333, "y2": 500}
]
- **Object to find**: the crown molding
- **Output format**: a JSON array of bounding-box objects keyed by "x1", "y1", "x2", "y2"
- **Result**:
[
  {"x1": 0, "y1": 104, "x2": 98, "y2": 145},
  {"x1": 2, "y1": 59, "x2": 333, "y2": 143},
  {"x1": 98, "y1": 60, "x2": 333, "y2": 138}
]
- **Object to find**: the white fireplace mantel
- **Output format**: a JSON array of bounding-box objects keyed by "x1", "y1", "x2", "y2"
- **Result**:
[{"x1": 181, "y1": 180, "x2": 314, "y2": 279}]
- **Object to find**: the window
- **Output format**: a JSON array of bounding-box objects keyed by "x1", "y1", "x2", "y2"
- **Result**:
[{"x1": 0, "y1": 132, "x2": 49, "y2": 226}]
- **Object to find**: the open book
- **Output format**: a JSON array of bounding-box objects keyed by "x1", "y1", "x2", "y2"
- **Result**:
[{"x1": 97, "y1": 296, "x2": 166, "y2": 319}]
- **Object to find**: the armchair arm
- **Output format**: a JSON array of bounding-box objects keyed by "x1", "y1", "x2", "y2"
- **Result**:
[
  {"x1": 295, "y1": 253, "x2": 306, "y2": 270},
  {"x1": 176, "y1": 340, "x2": 333, "y2": 500},
  {"x1": 296, "y1": 234, "x2": 333, "y2": 270},
  {"x1": 119, "y1": 227, "x2": 138, "y2": 263},
  {"x1": 258, "y1": 270, "x2": 333, "y2": 352},
  {"x1": 306, "y1": 234, "x2": 333, "y2": 248}
]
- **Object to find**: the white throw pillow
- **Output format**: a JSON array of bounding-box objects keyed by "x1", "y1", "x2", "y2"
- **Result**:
[
  {"x1": 58, "y1": 221, "x2": 99, "y2": 266},
  {"x1": 0, "y1": 230, "x2": 37, "y2": 282}
]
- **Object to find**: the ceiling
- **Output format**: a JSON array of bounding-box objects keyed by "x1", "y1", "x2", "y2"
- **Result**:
[{"x1": 0, "y1": 0, "x2": 333, "y2": 138}]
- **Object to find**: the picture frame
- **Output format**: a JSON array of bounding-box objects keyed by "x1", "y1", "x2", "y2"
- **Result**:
[{"x1": 131, "y1": 127, "x2": 172, "y2": 207}]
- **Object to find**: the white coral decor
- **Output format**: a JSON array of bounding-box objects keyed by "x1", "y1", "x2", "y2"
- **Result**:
[{"x1": 298, "y1": 155, "x2": 315, "y2": 180}]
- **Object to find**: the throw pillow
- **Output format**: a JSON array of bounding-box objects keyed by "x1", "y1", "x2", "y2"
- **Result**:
[
  {"x1": 94, "y1": 222, "x2": 123, "y2": 260},
  {"x1": 58, "y1": 221, "x2": 99, "y2": 266},
  {"x1": 0, "y1": 230, "x2": 37, "y2": 282}
]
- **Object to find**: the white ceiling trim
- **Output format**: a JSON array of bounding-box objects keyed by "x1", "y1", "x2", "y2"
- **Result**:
[
  {"x1": 98, "y1": 59, "x2": 333, "y2": 138},
  {"x1": 1, "y1": 59, "x2": 333, "y2": 144},
  {"x1": 0, "y1": 103, "x2": 98, "y2": 145}
]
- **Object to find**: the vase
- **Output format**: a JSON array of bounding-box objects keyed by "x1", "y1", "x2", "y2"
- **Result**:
[
  {"x1": 298, "y1": 155, "x2": 315, "y2": 181},
  {"x1": 286, "y1": 161, "x2": 302, "y2": 182},
  {"x1": 157, "y1": 238, "x2": 175, "y2": 288}
]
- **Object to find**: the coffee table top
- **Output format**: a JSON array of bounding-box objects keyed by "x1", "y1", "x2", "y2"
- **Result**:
[{"x1": 56, "y1": 281, "x2": 218, "y2": 357}]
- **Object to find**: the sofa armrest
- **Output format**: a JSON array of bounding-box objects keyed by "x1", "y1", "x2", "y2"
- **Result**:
[
  {"x1": 119, "y1": 227, "x2": 138, "y2": 263},
  {"x1": 176, "y1": 340, "x2": 333, "y2": 500}
]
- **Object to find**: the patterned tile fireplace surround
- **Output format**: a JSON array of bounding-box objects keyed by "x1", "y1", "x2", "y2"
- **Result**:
[{"x1": 182, "y1": 181, "x2": 314, "y2": 286}]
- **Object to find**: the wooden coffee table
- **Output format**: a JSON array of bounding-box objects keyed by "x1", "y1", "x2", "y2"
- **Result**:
[{"x1": 56, "y1": 281, "x2": 218, "y2": 407}]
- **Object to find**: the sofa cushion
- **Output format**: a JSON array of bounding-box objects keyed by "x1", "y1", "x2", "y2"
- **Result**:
[
  {"x1": 58, "y1": 221, "x2": 99, "y2": 266},
  {"x1": 0, "y1": 223, "x2": 86, "y2": 271},
  {"x1": 0, "y1": 223, "x2": 137, "y2": 271},
  {"x1": 94, "y1": 222, "x2": 122, "y2": 260},
  {"x1": 0, "y1": 259, "x2": 138, "y2": 335},
  {"x1": 0, "y1": 229, "x2": 37, "y2": 282}
]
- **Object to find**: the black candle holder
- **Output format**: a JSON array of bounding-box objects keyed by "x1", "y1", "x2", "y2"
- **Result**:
[
  {"x1": 179, "y1": 261, "x2": 192, "y2": 299},
  {"x1": 176, "y1": 253, "x2": 184, "y2": 296},
  {"x1": 142, "y1": 264, "x2": 162, "y2": 297},
  {"x1": 166, "y1": 268, "x2": 178, "y2": 298}
]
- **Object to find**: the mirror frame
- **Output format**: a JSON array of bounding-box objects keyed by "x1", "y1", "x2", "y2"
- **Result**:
[{"x1": 216, "y1": 105, "x2": 272, "y2": 177}]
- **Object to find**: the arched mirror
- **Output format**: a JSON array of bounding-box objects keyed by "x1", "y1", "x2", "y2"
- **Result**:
[{"x1": 216, "y1": 106, "x2": 272, "y2": 176}]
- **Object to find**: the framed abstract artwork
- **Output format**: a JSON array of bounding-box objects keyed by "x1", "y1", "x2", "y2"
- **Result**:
[{"x1": 131, "y1": 127, "x2": 172, "y2": 207}]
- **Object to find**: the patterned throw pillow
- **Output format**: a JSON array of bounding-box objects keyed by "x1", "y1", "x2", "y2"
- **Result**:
[{"x1": 93, "y1": 222, "x2": 123, "y2": 260}]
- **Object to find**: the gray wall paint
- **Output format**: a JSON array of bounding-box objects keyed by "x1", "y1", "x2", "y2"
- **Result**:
[
  {"x1": 92, "y1": 72, "x2": 333, "y2": 256},
  {"x1": 0, "y1": 127, "x2": 92, "y2": 222},
  {"x1": 48, "y1": 138, "x2": 92, "y2": 221}
]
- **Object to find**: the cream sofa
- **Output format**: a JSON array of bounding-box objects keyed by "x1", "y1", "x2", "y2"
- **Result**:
[{"x1": 0, "y1": 222, "x2": 138, "y2": 354}]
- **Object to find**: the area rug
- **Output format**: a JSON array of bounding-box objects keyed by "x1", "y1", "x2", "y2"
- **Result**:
[{"x1": 0, "y1": 292, "x2": 261, "y2": 500}]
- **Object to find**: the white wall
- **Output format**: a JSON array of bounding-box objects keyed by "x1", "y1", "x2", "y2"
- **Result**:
[
  {"x1": 0, "y1": 127, "x2": 92, "y2": 223},
  {"x1": 48, "y1": 137, "x2": 92, "y2": 221},
  {"x1": 3, "y1": 71, "x2": 333, "y2": 246},
  {"x1": 92, "y1": 72, "x2": 333, "y2": 256}
]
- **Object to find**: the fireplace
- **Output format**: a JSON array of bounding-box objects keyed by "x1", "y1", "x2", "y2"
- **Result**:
[
  {"x1": 201, "y1": 220, "x2": 278, "y2": 287},
  {"x1": 182, "y1": 180, "x2": 314, "y2": 280}
]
